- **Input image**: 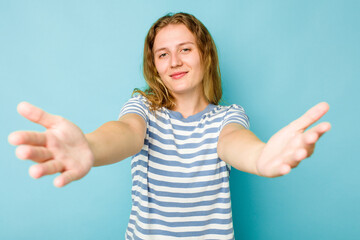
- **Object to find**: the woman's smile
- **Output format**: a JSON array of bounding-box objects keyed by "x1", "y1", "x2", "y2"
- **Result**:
[{"x1": 170, "y1": 71, "x2": 188, "y2": 79}]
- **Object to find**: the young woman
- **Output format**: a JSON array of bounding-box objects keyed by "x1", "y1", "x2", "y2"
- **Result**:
[{"x1": 8, "y1": 13, "x2": 331, "y2": 240}]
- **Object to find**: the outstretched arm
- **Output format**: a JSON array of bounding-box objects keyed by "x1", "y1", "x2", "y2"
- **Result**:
[
  {"x1": 8, "y1": 102, "x2": 146, "y2": 187},
  {"x1": 217, "y1": 102, "x2": 331, "y2": 177}
]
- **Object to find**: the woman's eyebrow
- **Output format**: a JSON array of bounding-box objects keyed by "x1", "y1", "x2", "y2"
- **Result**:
[
  {"x1": 178, "y1": 41, "x2": 195, "y2": 47},
  {"x1": 154, "y1": 41, "x2": 195, "y2": 54}
]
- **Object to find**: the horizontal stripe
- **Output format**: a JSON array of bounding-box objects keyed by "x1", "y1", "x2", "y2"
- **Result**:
[
  {"x1": 149, "y1": 125, "x2": 220, "y2": 143},
  {"x1": 141, "y1": 150, "x2": 219, "y2": 165},
  {"x1": 148, "y1": 142, "x2": 217, "y2": 158},
  {"x1": 148, "y1": 165, "x2": 228, "y2": 178},
  {"x1": 133, "y1": 193, "x2": 230, "y2": 210},
  {"x1": 126, "y1": 226, "x2": 234, "y2": 240},
  {"x1": 127, "y1": 218, "x2": 234, "y2": 237},
  {"x1": 170, "y1": 115, "x2": 224, "y2": 128},
  {"x1": 131, "y1": 150, "x2": 221, "y2": 171},
  {"x1": 146, "y1": 155, "x2": 219, "y2": 168},
  {"x1": 119, "y1": 95, "x2": 247, "y2": 240},
  {"x1": 132, "y1": 180, "x2": 230, "y2": 199},
  {"x1": 147, "y1": 169, "x2": 229, "y2": 185},
  {"x1": 149, "y1": 113, "x2": 223, "y2": 131},
  {"x1": 131, "y1": 186, "x2": 231, "y2": 210},
  {"x1": 131, "y1": 210, "x2": 232, "y2": 227},
  {"x1": 131, "y1": 199, "x2": 232, "y2": 217},
  {"x1": 131, "y1": 155, "x2": 226, "y2": 172},
  {"x1": 148, "y1": 140, "x2": 218, "y2": 155},
  {"x1": 149, "y1": 131, "x2": 218, "y2": 149},
  {"x1": 149, "y1": 120, "x2": 220, "y2": 139},
  {"x1": 147, "y1": 181, "x2": 229, "y2": 195},
  {"x1": 147, "y1": 176, "x2": 229, "y2": 189}
]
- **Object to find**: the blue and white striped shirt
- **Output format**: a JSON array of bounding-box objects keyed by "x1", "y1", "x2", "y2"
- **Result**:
[{"x1": 119, "y1": 95, "x2": 249, "y2": 240}]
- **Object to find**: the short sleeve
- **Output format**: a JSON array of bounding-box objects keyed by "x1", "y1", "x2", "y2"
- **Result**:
[
  {"x1": 220, "y1": 104, "x2": 250, "y2": 131},
  {"x1": 118, "y1": 95, "x2": 149, "y2": 122}
]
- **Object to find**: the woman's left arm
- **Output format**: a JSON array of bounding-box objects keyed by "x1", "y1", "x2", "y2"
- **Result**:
[{"x1": 217, "y1": 102, "x2": 331, "y2": 177}]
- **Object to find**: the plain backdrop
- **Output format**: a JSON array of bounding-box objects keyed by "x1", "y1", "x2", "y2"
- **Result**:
[{"x1": 1, "y1": 1, "x2": 359, "y2": 239}]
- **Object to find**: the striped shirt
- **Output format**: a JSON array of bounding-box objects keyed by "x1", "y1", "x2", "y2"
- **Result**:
[{"x1": 119, "y1": 95, "x2": 249, "y2": 240}]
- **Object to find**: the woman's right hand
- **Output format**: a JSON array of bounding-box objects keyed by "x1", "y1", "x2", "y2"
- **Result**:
[{"x1": 8, "y1": 102, "x2": 95, "y2": 187}]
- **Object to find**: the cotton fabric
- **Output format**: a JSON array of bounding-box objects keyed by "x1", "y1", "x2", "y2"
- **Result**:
[{"x1": 119, "y1": 95, "x2": 249, "y2": 240}]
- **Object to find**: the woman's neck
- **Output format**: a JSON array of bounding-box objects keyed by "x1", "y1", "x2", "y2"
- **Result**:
[{"x1": 171, "y1": 92, "x2": 209, "y2": 119}]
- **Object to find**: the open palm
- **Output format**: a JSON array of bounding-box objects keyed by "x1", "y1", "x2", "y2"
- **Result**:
[
  {"x1": 256, "y1": 102, "x2": 331, "y2": 177},
  {"x1": 8, "y1": 102, "x2": 94, "y2": 187}
]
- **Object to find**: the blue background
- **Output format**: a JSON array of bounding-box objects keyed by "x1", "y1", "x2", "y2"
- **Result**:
[{"x1": 1, "y1": 1, "x2": 359, "y2": 239}]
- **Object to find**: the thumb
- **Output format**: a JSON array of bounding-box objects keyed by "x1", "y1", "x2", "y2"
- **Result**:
[
  {"x1": 17, "y1": 102, "x2": 62, "y2": 129},
  {"x1": 53, "y1": 170, "x2": 79, "y2": 188}
]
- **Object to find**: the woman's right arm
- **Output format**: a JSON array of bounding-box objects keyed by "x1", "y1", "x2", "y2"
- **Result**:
[
  {"x1": 8, "y1": 102, "x2": 146, "y2": 187},
  {"x1": 86, "y1": 113, "x2": 146, "y2": 167}
]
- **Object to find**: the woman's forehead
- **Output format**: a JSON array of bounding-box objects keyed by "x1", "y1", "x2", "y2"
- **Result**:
[{"x1": 153, "y1": 24, "x2": 196, "y2": 51}]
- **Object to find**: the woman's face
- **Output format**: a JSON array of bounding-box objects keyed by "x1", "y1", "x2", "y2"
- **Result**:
[{"x1": 153, "y1": 24, "x2": 204, "y2": 98}]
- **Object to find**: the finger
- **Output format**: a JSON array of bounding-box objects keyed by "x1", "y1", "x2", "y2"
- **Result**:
[
  {"x1": 8, "y1": 131, "x2": 46, "y2": 146},
  {"x1": 294, "y1": 148, "x2": 307, "y2": 161},
  {"x1": 290, "y1": 102, "x2": 330, "y2": 131},
  {"x1": 279, "y1": 164, "x2": 291, "y2": 175},
  {"x1": 271, "y1": 159, "x2": 292, "y2": 176},
  {"x1": 16, "y1": 145, "x2": 53, "y2": 162},
  {"x1": 263, "y1": 157, "x2": 291, "y2": 177},
  {"x1": 29, "y1": 160, "x2": 65, "y2": 179},
  {"x1": 306, "y1": 122, "x2": 331, "y2": 142},
  {"x1": 17, "y1": 102, "x2": 63, "y2": 129},
  {"x1": 298, "y1": 122, "x2": 331, "y2": 148},
  {"x1": 54, "y1": 170, "x2": 78, "y2": 188},
  {"x1": 283, "y1": 148, "x2": 303, "y2": 167},
  {"x1": 281, "y1": 138, "x2": 306, "y2": 166},
  {"x1": 303, "y1": 131, "x2": 319, "y2": 145},
  {"x1": 285, "y1": 134, "x2": 313, "y2": 162}
]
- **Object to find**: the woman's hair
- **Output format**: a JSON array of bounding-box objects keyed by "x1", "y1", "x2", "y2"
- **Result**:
[{"x1": 134, "y1": 12, "x2": 222, "y2": 111}]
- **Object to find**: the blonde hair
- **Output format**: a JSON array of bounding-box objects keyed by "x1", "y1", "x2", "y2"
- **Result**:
[{"x1": 134, "y1": 12, "x2": 222, "y2": 111}]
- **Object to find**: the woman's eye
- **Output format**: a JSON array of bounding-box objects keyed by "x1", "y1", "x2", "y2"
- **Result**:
[
  {"x1": 159, "y1": 53, "x2": 168, "y2": 58},
  {"x1": 182, "y1": 48, "x2": 191, "y2": 52}
]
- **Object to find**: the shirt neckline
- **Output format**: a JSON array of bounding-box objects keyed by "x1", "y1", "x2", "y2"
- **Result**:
[{"x1": 165, "y1": 104, "x2": 216, "y2": 122}]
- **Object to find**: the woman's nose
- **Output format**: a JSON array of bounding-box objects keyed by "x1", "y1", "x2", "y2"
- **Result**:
[{"x1": 171, "y1": 53, "x2": 182, "y2": 68}]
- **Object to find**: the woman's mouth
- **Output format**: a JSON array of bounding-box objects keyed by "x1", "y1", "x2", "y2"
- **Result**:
[{"x1": 170, "y1": 71, "x2": 188, "y2": 80}]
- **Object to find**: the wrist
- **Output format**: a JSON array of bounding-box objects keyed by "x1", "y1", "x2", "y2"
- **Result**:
[
  {"x1": 85, "y1": 133, "x2": 97, "y2": 167},
  {"x1": 255, "y1": 142, "x2": 266, "y2": 177}
]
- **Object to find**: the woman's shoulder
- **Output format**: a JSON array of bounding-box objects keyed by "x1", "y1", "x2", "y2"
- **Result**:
[
  {"x1": 127, "y1": 94, "x2": 151, "y2": 108},
  {"x1": 214, "y1": 103, "x2": 249, "y2": 129},
  {"x1": 213, "y1": 103, "x2": 246, "y2": 113}
]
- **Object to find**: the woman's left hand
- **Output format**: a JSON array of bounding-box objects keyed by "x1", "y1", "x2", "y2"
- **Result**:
[{"x1": 256, "y1": 102, "x2": 331, "y2": 177}]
